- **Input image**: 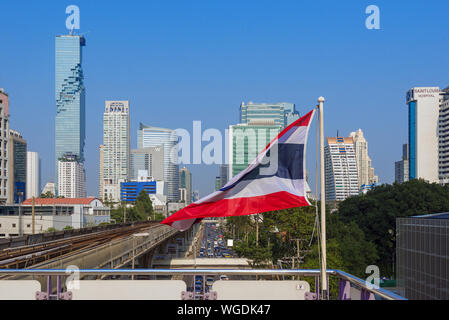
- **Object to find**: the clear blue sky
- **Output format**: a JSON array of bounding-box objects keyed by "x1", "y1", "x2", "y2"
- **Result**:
[{"x1": 1, "y1": 0, "x2": 448, "y2": 198}]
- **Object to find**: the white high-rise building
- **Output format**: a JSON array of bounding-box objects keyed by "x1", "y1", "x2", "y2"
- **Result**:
[
  {"x1": 325, "y1": 137, "x2": 359, "y2": 201},
  {"x1": 101, "y1": 101, "x2": 130, "y2": 202},
  {"x1": 58, "y1": 153, "x2": 86, "y2": 198},
  {"x1": 138, "y1": 124, "x2": 179, "y2": 202},
  {"x1": 26, "y1": 151, "x2": 40, "y2": 198},
  {"x1": 349, "y1": 129, "x2": 378, "y2": 187},
  {"x1": 406, "y1": 87, "x2": 441, "y2": 183}
]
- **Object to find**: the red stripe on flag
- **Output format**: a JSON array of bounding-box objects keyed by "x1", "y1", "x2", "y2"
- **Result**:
[{"x1": 161, "y1": 191, "x2": 309, "y2": 227}]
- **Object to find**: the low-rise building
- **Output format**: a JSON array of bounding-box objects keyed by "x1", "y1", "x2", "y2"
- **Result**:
[{"x1": 0, "y1": 197, "x2": 110, "y2": 237}]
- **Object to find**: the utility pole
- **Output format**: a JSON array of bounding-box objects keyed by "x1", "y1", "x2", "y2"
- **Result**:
[
  {"x1": 18, "y1": 192, "x2": 23, "y2": 236},
  {"x1": 255, "y1": 214, "x2": 259, "y2": 247},
  {"x1": 123, "y1": 201, "x2": 127, "y2": 223},
  {"x1": 32, "y1": 197, "x2": 35, "y2": 235}
]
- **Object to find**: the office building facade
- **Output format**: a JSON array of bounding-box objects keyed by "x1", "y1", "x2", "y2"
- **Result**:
[
  {"x1": 228, "y1": 122, "x2": 282, "y2": 178},
  {"x1": 130, "y1": 147, "x2": 164, "y2": 181},
  {"x1": 0, "y1": 89, "x2": 9, "y2": 204},
  {"x1": 58, "y1": 153, "x2": 86, "y2": 198},
  {"x1": 120, "y1": 180, "x2": 165, "y2": 202},
  {"x1": 55, "y1": 35, "x2": 86, "y2": 193},
  {"x1": 179, "y1": 167, "x2": 192, "y2": 205},
  {"x1": 101, "y1": 101, "x2": 130, "y2": 202},
  {"x1": 325, "y1": 137, "x2": 359, "y2": 201},
  {"x1": 7, "y1": 130, "x2": 27, "y2": 204},
  {"x1": 395, "y1": 144, "x2": 409, "y2": 184},
  {"x1": 349, "y1": 129, "x2": 378, "y2": 187},
  {"x1": 138, "y1": 124, "x2": 179, "y2": 202},
  {"x1": 218, "y1": 164, "x2": 229, "y2": 189},
  {"x1": 240, "y1": 102, "x2": 299, "y2": 128},
  {"x1": 26, "y1": 151, "x2": 40, "y2": 199},
  {"x1": 406, "y1": 87, "x2": 441, "y2": 183}
]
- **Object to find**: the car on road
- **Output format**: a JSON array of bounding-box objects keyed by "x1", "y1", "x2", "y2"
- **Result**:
[
  {"x1": 206, "y1": 276, "x2": 214, "y2": 286},
  {"x1": 220, "y1": 275, "x2": 229, "y2": 281}
]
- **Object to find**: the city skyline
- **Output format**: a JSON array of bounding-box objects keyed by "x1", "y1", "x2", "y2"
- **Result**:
[{"x1": 1, "y1": 1, "x2": 449, "y2": 198}]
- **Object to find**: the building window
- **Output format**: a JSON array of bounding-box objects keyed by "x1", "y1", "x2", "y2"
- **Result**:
[{"x1": 12, "y1": 223, "x2": 16, "y2": 228}]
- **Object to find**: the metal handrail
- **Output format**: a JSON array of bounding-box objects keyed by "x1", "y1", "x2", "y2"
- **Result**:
[{"x1": 0, "y1": 268, "x2": 406, "y2": 300}]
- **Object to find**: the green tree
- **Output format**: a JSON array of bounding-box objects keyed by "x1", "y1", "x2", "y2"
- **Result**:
[
  {"x1": 153, "y1": 212, "x2": 165, "y2": 221},
  {"x1": 135, "y1": 190, "x2": 154, "y2": 220},
  {"x1": 39, "y1": 191, "x2": 55, "y2": 198},
  {"x1": 63, "y1": 225, "x2": 74, "y2": 230},
  {"x1": 336, "y1": 179, "x2": 449, "y2": 277},
  {"x1": 45, "y1": 227, "x2": 57, "y2": 233}
]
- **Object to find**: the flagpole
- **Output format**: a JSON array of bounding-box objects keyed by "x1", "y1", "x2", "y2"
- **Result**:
[{"x1": 318, "y1": 96, "x2": 328, "y2": 299}]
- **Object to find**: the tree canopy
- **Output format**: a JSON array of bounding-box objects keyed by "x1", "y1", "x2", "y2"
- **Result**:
[
  {"x1": 110, "y1": 190, "x2": 155, "y2": 223},
  {"x1": 335, "y1": 179, "x2": 449, "y2": 276}
]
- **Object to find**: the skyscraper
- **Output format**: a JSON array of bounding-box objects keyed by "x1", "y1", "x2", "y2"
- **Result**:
[
  {"x1": 218, "y1": 164, "x2": 228, "y2": 189},
  {"x1": 58, "y1": 153, "x2": 86, "y2": 198},
  {"x1": 406, "y1": 87, "x2": 440, "y2": 183},
  {"x1": 179, "y1": 167, "x2": 192, "y2": 205},
  {"x1": 138, "y1": 123, "x2": 179, "y2": 201},
  {"x1": 0, "y1": 89, "x2": 10, "y2": 204},
  {"x1": 26, "y1": 151, "x2": 41, "y2": 199},
  {"x1": 55, "y1": 35, "x2": 86, "y2": 193},
  {"x1": 349, "y1": 129, "x2": 378, "y2": 186},
  {"x1": 101, "y1": 101, "x2": 130, "y2": 202},
  {"x1": 395, "y1": 144, "x2": 409, "y2": 184},
  {"x1": 240, "y1": 102, "x2": 299, "y2": 128},
  {"x1": 8, "y1": 130, "x2": 27, "y2": 204},
  {"x1": 228, "y1": 121, "x2": 282, "y2": 178},
  {"x1": 325, "y1": 137, "x2": 359, "y2": 201}
]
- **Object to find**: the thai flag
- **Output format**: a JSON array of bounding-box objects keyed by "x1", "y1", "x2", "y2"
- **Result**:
[{"x1": 161, "y1": 109, "x2": 315, "y2": 231}]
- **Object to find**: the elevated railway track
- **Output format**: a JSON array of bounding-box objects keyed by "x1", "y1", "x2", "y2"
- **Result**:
[{"x1": 0, "y1": 221, "x2": 170, "y2": 271}]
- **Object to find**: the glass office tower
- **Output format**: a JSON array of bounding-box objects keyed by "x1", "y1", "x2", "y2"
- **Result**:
[
  {"x1": 179, "y1": 167, "x2": 192, "y2": 205},
  {"x1": 240, "y1": 102, "x2": 299, "y2": 128},
  {"x1": 55, "y1": 35, "x2": 86, "y2": 193}
]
